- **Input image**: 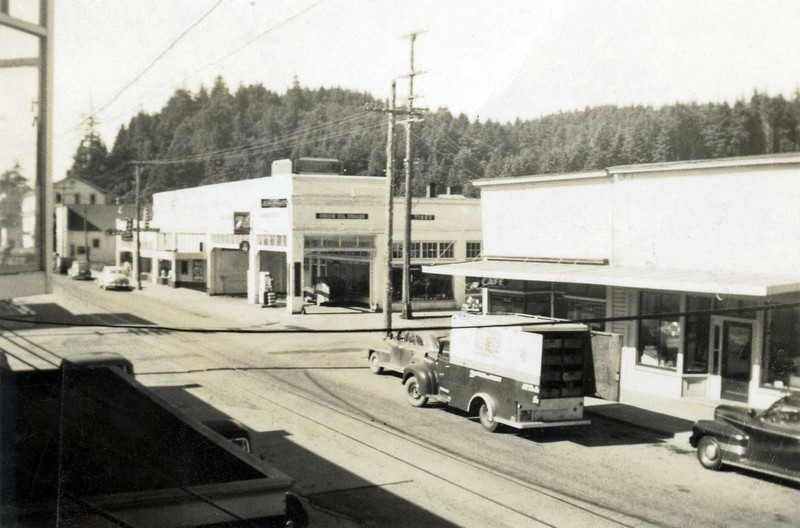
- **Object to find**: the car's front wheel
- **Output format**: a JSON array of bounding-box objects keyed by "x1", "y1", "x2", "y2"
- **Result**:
[
  {"x1": 368, "y1": 352, "x2": 383, "y2": 375},
  {"x1": 697, "y1": 436, "x2": 723, "y2": 470}
]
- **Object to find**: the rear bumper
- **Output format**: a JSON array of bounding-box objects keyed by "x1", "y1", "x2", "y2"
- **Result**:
[{"x1": 495, "y1": 417, "x2": 591, "y2": 429}]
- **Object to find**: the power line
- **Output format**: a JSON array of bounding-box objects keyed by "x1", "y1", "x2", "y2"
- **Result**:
[
  {"x1": 68, "y1": 0, "x2": 328, "y2": 139},
  {"x1": 131, "y1": 114, "x2": 382, "y2": 166},
  {"x1": 1, "y1": 302, "x2": 795, "y2": 336},
  {"x1": 68, "y1": 1, "x2": 225, "y2": 138}
]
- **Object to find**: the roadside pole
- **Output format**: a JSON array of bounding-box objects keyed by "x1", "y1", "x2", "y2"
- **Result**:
[
  {"x1": 383, "y1": 81, "x2": 397, "y2": 334},
  {"x1": 134, "y1": 163, "x2": 142, "y2": 290}
]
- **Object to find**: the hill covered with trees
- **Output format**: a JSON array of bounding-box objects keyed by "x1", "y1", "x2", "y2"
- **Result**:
[{"x1": 67, "y1": 76, "x2": 800, "y2": 202}]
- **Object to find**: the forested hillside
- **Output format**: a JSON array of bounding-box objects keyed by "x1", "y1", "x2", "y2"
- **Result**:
[{"x1": 67, "y1": 76, "x2": 800, "y2": 202}]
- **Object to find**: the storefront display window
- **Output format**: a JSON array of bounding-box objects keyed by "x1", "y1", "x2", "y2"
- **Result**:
[
  {"x1": 637, "y1": 292, "x2": 680, "y2": 369},
  {"x1": 684, "y1": 296, "x2": 711, "y2": 373},
  {"x1": 392, "y1": 266, "x2": 452, "y2": 301},
  {"x1": 762, "y1": 303, "x2": 800, "y2": 390}
]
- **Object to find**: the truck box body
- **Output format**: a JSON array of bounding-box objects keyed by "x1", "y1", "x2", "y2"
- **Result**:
[
  {"x1": 410, "y1": 313, "x2": 591, "y2": 429},
  {"x1": 0, "y1": 363, "x2": 298, "y2": 527}
]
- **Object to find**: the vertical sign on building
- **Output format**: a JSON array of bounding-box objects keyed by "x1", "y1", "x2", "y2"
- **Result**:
[{"x1": 233, "y1": 212, "x2": 251, "y2": 234}]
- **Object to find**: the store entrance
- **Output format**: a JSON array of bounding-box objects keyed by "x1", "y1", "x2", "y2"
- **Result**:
[{"x1": 711, "y1": 316, "x2": 753, "y2": 402}]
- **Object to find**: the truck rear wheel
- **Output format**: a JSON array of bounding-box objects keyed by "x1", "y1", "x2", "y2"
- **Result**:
[
  {"x1": 405, "y1": 375, "x2": 428, "y2": 407},
  {"x1": 478, "y1": 402, "x2": 499, "y2": 432}
]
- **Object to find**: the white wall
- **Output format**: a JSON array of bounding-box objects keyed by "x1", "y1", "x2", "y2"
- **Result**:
[
  {"x1": 479, "y1": 159, "x2": 800, "y2": 278},
  {"x1": 612, "y1": 164, "x2": 800, "y2": 274},
  {"x1": 481, "y1": 178, "x2": 613, "y2": 261}
]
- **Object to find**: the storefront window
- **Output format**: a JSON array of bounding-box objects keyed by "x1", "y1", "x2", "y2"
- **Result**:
[
  {"x1": 637, "y1": 292, "x2": 680, "y2": 369},
  {"x1": 762, "y1": 303, "x2": 800, "y2": 390},
  {"x1": 392, "y1": 266, "x2": 453, "y2": 301},
  {"x1": 564, "y1": 298, "x2": 606, "y2": 331},
  {"x1": 684, "y1": 296, "x2": 711, "y2": 373}
]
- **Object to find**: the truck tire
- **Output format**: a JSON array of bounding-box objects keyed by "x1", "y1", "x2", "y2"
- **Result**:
[
  {"x1": 696, "y1": 436, "x2": 723, "y2": 471},
  {"x1": 405, "y1": 375, "x2": 428, "y2": 407},
  {"x1": 369, "y1": 352, "x2": 383, "y2": 374},
  {"x1": 478, "y1": 402, "x2": 499, "y2": 432},
  {"x1": 285, "y1": 493, "x2": 309, "y2": 528}
]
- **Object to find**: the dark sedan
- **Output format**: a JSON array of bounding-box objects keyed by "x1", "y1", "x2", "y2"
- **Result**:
[{"x1": 690, "y1": 394, "x2": 800, "y2": 484}]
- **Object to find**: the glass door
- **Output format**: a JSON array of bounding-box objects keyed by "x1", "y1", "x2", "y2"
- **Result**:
[{"x1": 710, "y1": 316, "x2": 753, "y2": 402}]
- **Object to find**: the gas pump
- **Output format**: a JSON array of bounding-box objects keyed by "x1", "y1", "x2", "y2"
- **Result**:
[{"x1": 259, "y1": 271, "x2": 276, "y2": 307}]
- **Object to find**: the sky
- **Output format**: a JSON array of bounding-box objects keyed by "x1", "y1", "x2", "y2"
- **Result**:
[{"x1": 4, "y1": 0, "x2": 800, "y2": 183}]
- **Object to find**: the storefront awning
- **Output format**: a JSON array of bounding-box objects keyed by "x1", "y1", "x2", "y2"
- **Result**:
[{"x1": 422, "y1": 260, "x2": 800, "y2": 297}]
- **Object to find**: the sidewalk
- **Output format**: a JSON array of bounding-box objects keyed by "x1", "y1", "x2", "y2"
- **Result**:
[{"x1": 585, "y1": 390, "x2": 720, "y2": 445}]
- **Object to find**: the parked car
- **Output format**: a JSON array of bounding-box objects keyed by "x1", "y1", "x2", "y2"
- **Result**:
[
  {"x1": 368, "y1": 329, "x2": 449, "y2": 375},
  {"x1": 690, "y1": 394, "x2": 800, "y2": 483},
  {"x1": 97, "y1": 266, "x2": 131, "y2": 290},
  {"x1": 67, "y1": 260, "x2": 92, "y2": 280}
]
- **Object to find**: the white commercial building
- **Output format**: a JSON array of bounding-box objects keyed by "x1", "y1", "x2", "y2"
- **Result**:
[
  {"x1": 118, "y1": 159, "x2": 481, "y2": 314},
  {"x1": 425, "y1": 153, "x2": 800, "y2": 407}
]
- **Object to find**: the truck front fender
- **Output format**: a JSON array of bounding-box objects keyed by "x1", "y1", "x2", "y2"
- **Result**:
[{"x1": 403, "y1": 365, "x2": 436, "y2": 396}]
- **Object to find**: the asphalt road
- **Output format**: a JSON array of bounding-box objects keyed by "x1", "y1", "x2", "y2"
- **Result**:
[{"x1": 3, "y1": 276, "x2": 799, "y2": 527}]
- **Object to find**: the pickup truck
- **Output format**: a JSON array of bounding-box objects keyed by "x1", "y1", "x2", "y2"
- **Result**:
[
  {"x1": 0, "y1": 353, "x2": 307, "y2": 527},
  {"x1": 402, "y1": 313, "x2": 592, "y2": 432}
]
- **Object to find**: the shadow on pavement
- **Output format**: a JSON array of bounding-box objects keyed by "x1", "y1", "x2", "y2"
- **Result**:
[
  {"x1": 1, "y1": 302, "x2": 161, "y2": 330},
  {"x1": 585, "y1": 403, "x2": 695, "y2": 436},
  {"x1": 153, "y1": 385, "x2": 460, "y2": 528},
  {"x1": 437, "y1": 405, "x2": 680, "y2": 447}
]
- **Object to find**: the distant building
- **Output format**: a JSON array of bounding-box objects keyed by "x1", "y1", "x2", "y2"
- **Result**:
[
  {"x1": 117, "y1": 158, "x2": 482, "y2": 313},
  {"x1": 52, "y1": 176, "x2": 133, "y2": 268},
  {"x1": 425, "y1": 153, "x2": 800, "y2": 408}
]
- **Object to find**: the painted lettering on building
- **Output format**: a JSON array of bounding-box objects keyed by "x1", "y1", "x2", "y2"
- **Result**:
[
  {"x1": 315, "y1": 213, "x2": 368, "y2": 220},
  {"x1": 261, "y1": 198, "x2": 288, "y2": 208}
]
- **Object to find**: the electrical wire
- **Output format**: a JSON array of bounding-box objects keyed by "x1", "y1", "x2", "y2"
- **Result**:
[
  {"x1": 64, "y1": 0, "x2": 328, "y2": 141},
  {"x1": 66, "y1": 0, "x2": 226, "y2": 139},
  {"x1": 1, "y1": 302, "x2": 796, "y2": 336}
]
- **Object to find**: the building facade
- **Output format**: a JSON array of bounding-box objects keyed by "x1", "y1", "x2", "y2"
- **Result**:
[
  {"x1": 52, "y1": 176, "x2": 131, "y2": 268},
  {"x1": 117, "y1": 159, "x2": 481, "y2": 313},
  {"x1": 425, "y1": 153, "x2": 800, "y2": 407},
  {"x1": 0, "y1": 2, "x2": 53, "y2": 299}
]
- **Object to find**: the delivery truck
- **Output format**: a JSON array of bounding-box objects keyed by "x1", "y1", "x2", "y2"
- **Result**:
[{"x1": 402, "y1": 313, "x2": 592, "y2": 432}]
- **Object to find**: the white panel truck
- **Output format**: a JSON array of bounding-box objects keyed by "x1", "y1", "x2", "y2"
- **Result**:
[{"x1": 402, "y1": 313, "x2": 592, "y2": 432}]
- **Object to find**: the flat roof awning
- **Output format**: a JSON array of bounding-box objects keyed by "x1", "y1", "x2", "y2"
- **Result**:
[{"x1": 422, "y1": 260, "x2": 800, "y2": 297}]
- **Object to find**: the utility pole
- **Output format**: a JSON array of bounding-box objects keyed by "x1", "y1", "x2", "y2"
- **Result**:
[
  {"x1": 83, "y1": 203, "x2": 89, "y2": 264},
  {"x1": 382, "y1": 81, "x2": 397, "y2": 334},
  {"x1": 134, "y1": 163, "x2": 142, "y2": 290},
  {"x1": 399, "y1": 30, "x2": 426, "y2": 319}
]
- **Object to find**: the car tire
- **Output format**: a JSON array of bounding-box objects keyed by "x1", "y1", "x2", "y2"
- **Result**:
[
  {"x1": 697, "y1": 436, "x2": 723, "y2": 471},
  {"x1": 368, "y1": 352, "x2": 383, "y2": 374},
  {"x1": 405, "y1": 375, "x2": 428, "y2": 407},
  {"x1": 478, "y1": 402, "x2": 499, "y2": 432}
]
